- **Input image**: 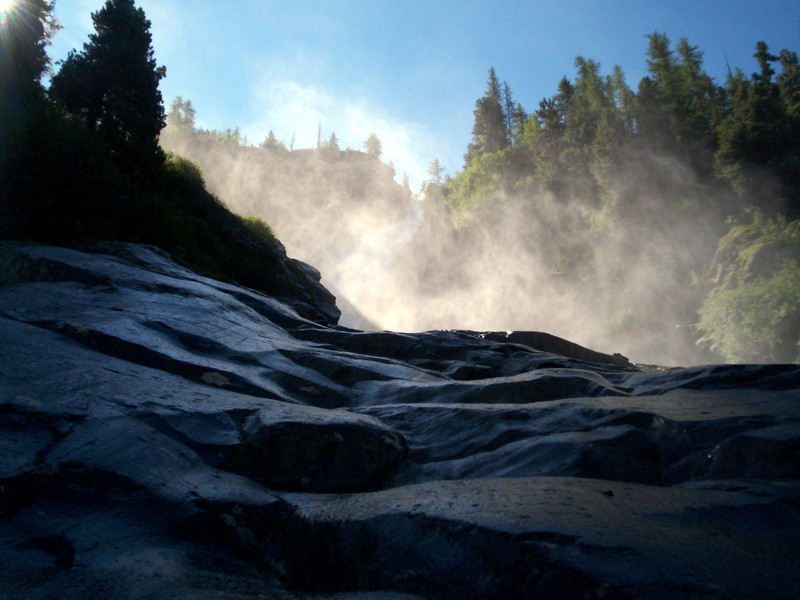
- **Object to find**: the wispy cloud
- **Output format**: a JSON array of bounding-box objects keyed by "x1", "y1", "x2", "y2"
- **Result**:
[{"x1": 245, "y1": 74, "x2": 440, "y2": 191}]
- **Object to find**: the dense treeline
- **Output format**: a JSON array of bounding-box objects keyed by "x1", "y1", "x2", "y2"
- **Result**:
[
  {"x1": 421, "y1": 34, "x2": 800, "y2": 363},
  {"x1": 446, "y1": 34, "x2": 799, "y2": 219},
  {"x1": 0, "y1": 0, "x2": 314, "y2": 302}
]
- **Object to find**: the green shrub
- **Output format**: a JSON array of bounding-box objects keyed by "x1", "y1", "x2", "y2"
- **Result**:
[
  {"x1": 164, "y1": 152, "x2": 205, "y2": 189},
  {"x1": 698, "y1": 213, "x2": 800, "y2": 362},
  {"x1": 240, "y1": 215, "x2": 279, "y2": 249},
  {"x1": 443, "y1": 150, "x2": 513, "y2": 228}
]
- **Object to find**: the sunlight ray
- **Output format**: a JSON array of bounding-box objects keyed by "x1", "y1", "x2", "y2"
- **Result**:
[{"x1": 0, "y1": 0, "x2": 17, "y2": 18}]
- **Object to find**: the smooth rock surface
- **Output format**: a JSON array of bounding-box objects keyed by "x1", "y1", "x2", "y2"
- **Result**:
[{"x1": 1, "y1": 242, "x2": 799, "y2": 599}]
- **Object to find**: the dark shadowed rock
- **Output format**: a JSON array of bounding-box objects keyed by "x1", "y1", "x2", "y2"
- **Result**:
[
  {"x1": 481, "y1": 330, "x2": 632, "y2": 366},
  {"x1": 225, "y1": 405, "x2": 407, "y2": 492},
  {"x1": 1, "y1": 242, "x2": 799, "y2": 600},
  {"x1": 30, "y1": 534, "x2": 76, "y2": 568}
]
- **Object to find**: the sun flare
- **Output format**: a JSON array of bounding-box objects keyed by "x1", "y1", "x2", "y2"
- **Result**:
[{"x1": 0, "y1": 0, "x2": 17, "y2": 18}]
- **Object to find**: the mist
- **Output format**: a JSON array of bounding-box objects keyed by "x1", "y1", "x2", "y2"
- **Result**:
[
  {"x1": 161, "y1": 128, "x2": 734, "y2": 367},
  {"x1": 349, "y1": 151, "x2": 728, "y2": 367}
]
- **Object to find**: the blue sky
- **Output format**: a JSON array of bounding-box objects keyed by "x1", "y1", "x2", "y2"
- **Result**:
[{"x1": 48, "y1": 0, "x2": 799, "y2": 191}]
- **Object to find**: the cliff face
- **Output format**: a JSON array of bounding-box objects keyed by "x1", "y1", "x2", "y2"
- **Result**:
[{"x1": 1, "y1": 242, "x2": 800, "y2": 600}]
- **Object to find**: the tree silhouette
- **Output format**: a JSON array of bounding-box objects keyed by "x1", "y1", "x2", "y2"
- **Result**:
[
  {"x1": 167, "y1": 96, "x2": 196, "y2": 131},
  {"x1": 327, "y1": 131, "x2": 340, "y2": 151},
  {"x1": 1, "y1": 0, "x2": 59, "y2": 144},
  {"x1": 363, "y1": 133, "x2": 382, "y2": 157},
  {"x1": 427, "y1": 158, "x2": 445, "y2": 186},
  {"x1": 464, "y1": 67, "x2": 510, "y2": 166},
  {"x1": 260, "y1": 130, "x2": 287, "y2": 153},
  {"x1": 50, "y1": 0, "x2": 166, "y2": 176}
]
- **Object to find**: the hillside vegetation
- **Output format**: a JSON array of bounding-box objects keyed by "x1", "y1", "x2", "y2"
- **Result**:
[
  {"x1": 411, "y1": 36, "x2": 800, "y2": 363},
  {"x1": 160, "y1": 115, "x2": 412, "y2": 260}
]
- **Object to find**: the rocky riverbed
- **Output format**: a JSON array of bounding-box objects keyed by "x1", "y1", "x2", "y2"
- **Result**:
[{"x1": 1, "y1": 242, "x2": 799, "y2": 599}]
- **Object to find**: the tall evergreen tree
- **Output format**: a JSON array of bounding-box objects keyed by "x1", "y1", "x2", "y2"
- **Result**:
[
  {"x1": 511, "y1": 102, "x2": 528, "y2": 141},
  {"x1": 536, "y1": 76, "x2": 574, "y2": 142},
  {"x1": 566, "y1": 57, "x2": 613, "y2": 146},
  {"x1": 0, "y1": 0, "x2": 57, "y2": 94},
  {"x1": 610, "y1": 65, "x2": 636, "y2": 133},
  {"x1": 260, "y1": 130, "x2": 287, "y2": 153},
  {"x1": 1, "y1": 0, "x2": 60, "y2": 236},
  {"x1": 486, "y1": 67, "x2": 502, "y2": 102},
  {"x1": 715, "y1": 42, "x2": 800, "y2": 213},
  {"x1": 427, "y1": 158, "x2": 445, "y2": 187},
  {"x1": 1, "y1": 0, "x2": 58, "y2": 147},
  {"x1": 363, "y1": 133, "x2": 382, "y2": 156},
  {"x1": 326, "y1": 131, "x2": 340, "y2": 151},
  {"x1": 634, "y1": 31, "x2": 723, "y2": 179},
  {"x1": 166, "y1": 96, "x2": 196, "y2": 131},
  {"x1": 50, "y1": 0, "x2": 166, "y2": 176},
  {"x1": 635, "y1": 33, "x2": 678, "y2": 144},
  {"x1": 502, "y1": 81, "x2": 515, "y2": 143},
  {"x1": 777, "y1": 49, "x2": 800, "y2": 117},
  {"x1": 645, "y1": 33, "x2": 679, "y2": 95},
  {"x1": 464, "y1": 67, "x2": 510, "y2": 166}
]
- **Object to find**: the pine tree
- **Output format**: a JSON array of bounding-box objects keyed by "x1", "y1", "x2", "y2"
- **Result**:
[
  {"x1": 0, "y1": 0, "x2": 57, "y2": 94},
  {"x1": 715, "y1": 42, "x2": 800, "y2": 214},
  {"x1": 536, "y1": 76, "x2": 573, "y2": 143},
  {"x1": 327, "y1": 131, "x2": 340, "y2": 151},
  {"x1": 502, "y1": 82, "x2": 515, "y2": 143},
  {"x1": 645, "y1": 32, "x2": 679, "y2": 96},
  {"x1": 567, "y1": 57, "x2": 610, "y2": 147},
  {"x1": 1, "y1": 0, "x2": 60, "y2": 237},
  {"x1": 486, "y1": 67, "x2": 502, "y2": 102},
  {"x1": 464, "y1": 67, "x2": 510, "y2": 166},
  {"x1": 363, "y1": 133, "x2": 382, "y2": 156},
  {"x1": 166, "y1": 96, "x2": 196, "y2": 131},
  {"x1": 634, "y1": 32, "x2": 723, "y2": 178},
  {"x1": 611, "y1": 65, "x2": 636, "y2": 133},
  {"x1": 510, "y1": 103, "x2": 527, "y2": 139},
  {"x1": 260, "y1": 130, "x2": 287, "y2": 153},
  {"x1": 635, "y1": 32, "x2": 680, "y2": 145},
  {"x1": 50, "y1": 0, "x2": 166, "y2": 175},
  {"x1": 1, "y1": 0, "x2": 59, "y2": 145},
  {"x1": 777, "y1": 49, "x2": 800, "y2": 117},
  {"x1": 427, "y1": 158, "x2": 445, "y2": 187}
]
